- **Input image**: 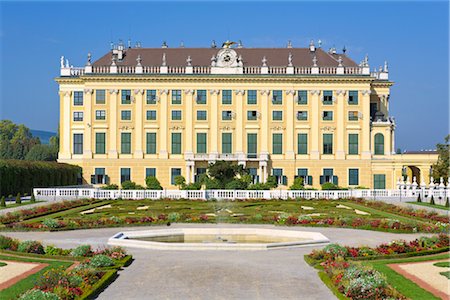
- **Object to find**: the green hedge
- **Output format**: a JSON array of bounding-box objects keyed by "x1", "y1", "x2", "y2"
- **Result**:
[{"x1": 0, "y1": 160, "x2": 81, "y2": 197}]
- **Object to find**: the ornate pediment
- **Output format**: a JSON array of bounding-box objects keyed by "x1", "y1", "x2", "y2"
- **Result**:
[{"x1": 211, "y1": 46, "x2": 243, "y2": 74}]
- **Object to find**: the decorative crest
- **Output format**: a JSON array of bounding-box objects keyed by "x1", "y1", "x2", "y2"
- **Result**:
[
  {"x1": 162, "y1": 53, "x2": 167, "y2": 66},
  {"x1": 222, "y1": 40, "x2": 236, "y2": 48},
  {"x1": 262, "y1": 56, "x2": 267, "y2": 67},
  {"x1": 186, "y1": 56, "x2": 192, "y2": 66},
  {"x1": 136, "y1": 55, "x2": 142, "y2": 67}
]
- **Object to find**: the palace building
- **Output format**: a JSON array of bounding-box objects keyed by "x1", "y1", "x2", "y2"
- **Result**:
[{"x1": 56, "y1": 40, "x2": 437, "y2": 189}]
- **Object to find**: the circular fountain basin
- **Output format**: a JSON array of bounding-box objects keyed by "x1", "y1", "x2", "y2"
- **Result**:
[{"x1": 108, "y1": 228, "x2": 329, "y2": 250}]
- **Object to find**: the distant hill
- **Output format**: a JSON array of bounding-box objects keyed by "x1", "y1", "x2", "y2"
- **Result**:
[{"x1": 31, "y1": 129, "x2": 56, "y2": 145}]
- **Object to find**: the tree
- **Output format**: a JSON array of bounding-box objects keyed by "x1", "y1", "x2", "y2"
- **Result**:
[
  {"x1": 25, "y1": 144, "x2": 58, "y2": 161},
  {"x1": 146, "y1": 176, "x2": 163, "y2": 190},
  {"x1": 265, "y1": 175, "x2": 278, "y2": 189},
  {"x1": 0, "y1": 196, "x2": 5, "y2": 207},
  {"x1": 289, "y1": 177, "x2": 305, "y2": 190},
  {"x1": 432, "y1": 135, "x2": 449, "y2": 182},
  {"x1": 174, "y1": 175, "x2": 186, "y2": 189},
  {"x1": 0, "y1": 120, "x2": 40, "y2": 160},
  {"x1": 207, "y1": 161, "x2": 245, "y2": 188},
  {"x1": 121, "y1": 180, "x2": 137, "y2": 190},
  {"x1": 49, "y1": 125, "x2": 60, "y2": 152}
]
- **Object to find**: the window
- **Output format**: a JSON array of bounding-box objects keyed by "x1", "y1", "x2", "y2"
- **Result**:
[
  {"x1": 121, "y1": 90, "x2": 131, "y2": 104},
  {"x1": 247, "y1": 90, "x2": 257, "y2": 104},
  {"x1": 272, "y1": 133, "x2": 283, "y2": 154},
  {"x1": 222, "y1": 90, "x2": 232, "y2": 105},
  {"x1": 272, "y1": 111, "x2": 283, "y2": 121},
  {"x1": 349, "y1": 169, "x2": 359, "y2": 186},
  {"x1": 320, "y1": 168, "x2": 338, "y2": 185},
  {"x1": 171, "y1": 110, "x2": 182, "y2": 120},
  {"x1": 146, "y1": 110, "x2": 157, "y2": 121},
  {"x1": 348, "y1": 134, "x2": 359, "y2": 155},
  {"x1": 145, "y1": 168, "x2": 156, "y2": 178},
  {"x1": 348, "y1": 91, "x2": 358, "y2": 105},
  {"x1": 297, "y1": 111, "x2": 308, "y2": 121},
  {"x1": 146, "y1": 133, "x2": 157, "y2": 154},
  {"x1": 247, "y1": 133, "x2": 257, "y2": 158},
  {"x1": 171, "y1": 133, "x2": 182, "y2": 154},
  {"x1": 323, "y1": 133, "x2": 333, "y2": 154},
  {"x1": 95, "y1": 133, "x2": 106, "y2": 154},
  {"x1": 273, "y1": 168, "x2": 287, "y2": 185},
  {"x1": 196, "y1": 133, "x2": 207, "y2": 154},
  {"x1": 373, "y1": 174, "x2": 386, "y2": 189},
  {"x1": 73, "y1": 112, "x2": 83, "y2": 121},
  {"x1": 171, "y1": 168, "x2": 181, "y2": 185},
  {"x1": 248, "y1": 168, "x2": 259, "y2": 184},
  {"x1": 73, "y1": 91, "x2": 83, "y2": 106},
  {"x1": 121, "y1": 133, "x2": 131, "y2": 154},
  {"x1": 297, "y1": 168, "x2": 312, "y2": 185},
  {"x1": 95, "y1": 110, "x2": 106, "y2": 120},
  {"x1": 348, "y1": 111, "x2": 359, "y2": 121},
  {"x1": 146, "y1": 90, "x2": 157, "y2": 104},
  {"x1": 73, "y1": 133, "x2": 83, "y2": 154},
  {"x1": 172, "y1": 90, "x2": 182, "y2": 104},
  {"x1": 272, "y1": 90, "x2": 283, "y2": 104},
  {"x1": 197, "y1": 110, "x2": 207, "y2": 120},
  {"x1": 323, "y1": 90, "x2": 333, "y2": 104},
  {"x1": 91, "y1": 168, "x2": 107, "y2": 184},
  {"x1": 96, "y1": 90, "x2": 106, "y2": 104},
  {"x1": 222, "y1": 133, "x2": 232, "y2": 154},
  {"x1": 297, "y1": 90, "x2": 308, "y2": 104},
  {"x1": 374, "y1": 133, "x2": 384, "y2": 155},
  {"x1": 323, "y1": 111, "x2": 333, "y2": 121},
  {"x1": 120, "y1": 168, "x2": 130, "y2": 183},
  {"x1": 121, "y1": 110, "x2": 131, "y2": 120},
  {"x1": 222, "y1": 111, "x2": 233, "y2": 120},
  {"x1": 297, "y1": 133, "x2": 308, "y2": 154},
  {"x1": 196, "y1": 90, "x2": 206, "y2": 104},
  {"x1": 247, "y1": 111, "x2": 258, "y2": 120}
]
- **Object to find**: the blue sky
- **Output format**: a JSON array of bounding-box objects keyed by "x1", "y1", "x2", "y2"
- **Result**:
[{"x1": 0, "y1": 1, "x2": 448, "y2": 150}]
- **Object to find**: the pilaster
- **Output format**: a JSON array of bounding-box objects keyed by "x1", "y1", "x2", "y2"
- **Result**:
[
  {"x1": 83, "y1": 89, "x2": 93, "y2": 158},
  {"x1": 159, "y1": 89, "x2": 169, "y2": 159},
  {"x1": 184, "y1": 89, "x2": 194, "y2": 155},
  {"x1": 336, "y1": 90, "x2": 346, "y2": 159},
  {"x1": 134, "y1": 89, "x2": 144, "y2": 158},
  {"x1": 108, "y1": 89, "x2": 119, "y2": 158},
  {"x1": 260, "y1": 90, "x2": 270, "y2": 154},
  {"x1": 361, "y1": 90, "x2": 371, "y2": 159},
  {"x1": 285, "y1": 90, "x2": 296, "y2": 159},
  {"x1": 209, "y1": 89, "x2": 220, "y2": 155},
  {"x1": 59, "y1": 91, "x2": 71, "y2": 159},
  {"x1": 235, "y1": 90, "x2": 245, "y2": 155},
  {"x1": 310, "y1": 90, "x2": 321, "y2": 159}
]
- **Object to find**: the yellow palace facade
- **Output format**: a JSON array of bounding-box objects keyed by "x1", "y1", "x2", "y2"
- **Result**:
[{"x1": 56, "y1": 40, "x2": 437, "y2": 189}]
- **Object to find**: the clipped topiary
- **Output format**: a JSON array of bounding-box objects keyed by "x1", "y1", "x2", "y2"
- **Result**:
[
  {"x1": 16, "y1": 193, "x2": 21, "y2": 204},
  {"x1": 445, "y1": 197, "x2": 449, "y2": 208},
  {"x1": 0, "y1": 196, "x2": 5, "y2": 207},
  {"x1": 417, "y1": 194, "x2": 422, "y2": 203},
  {"x1": 430, "y1": 195, "x2": 435, "y2": 205}
]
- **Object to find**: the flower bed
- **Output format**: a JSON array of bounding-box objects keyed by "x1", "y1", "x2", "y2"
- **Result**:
[{"x1": 0, "y1": 235, "x2": 131, "y2": 300}]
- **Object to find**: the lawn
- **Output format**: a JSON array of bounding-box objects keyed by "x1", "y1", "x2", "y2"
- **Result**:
[{"x1": 407, "y1": 201, "x2": 450, "y2": 211}]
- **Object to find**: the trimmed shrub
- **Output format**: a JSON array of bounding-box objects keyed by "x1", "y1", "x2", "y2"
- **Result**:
[
  {"x1": 17, "y1": 240, "x2": 45, "y2": 254},
  {"x1": 430, "y1": 195, "x2": 435, "y2": 205},
  {"x1": 321, "y1": 182, "x2": 343, "y2": 190},
  {"x1": 89, "y1": 254, "x2": 114, "y2": 268},
  {"x1": 16, "y1": 193, "x2": 21, "y2": 204},
  {"x1": 145, "y1": 176, "x2": 163, "y2": 190},
  {"x1": 70, "y1": 244, "x2": 92, "y2": 257},
  {"x1": 289, "y1": 177, "x2": 305, "y2": 190},
  {"x1": 417, "y1": 194, "x2": 421, "y2": 203},
  {"x1": 103, "y1": 184, "x2": 118, "y2": 190},
  {"x1": 168, "y1": 212, "x2": 180, "y2": 222},
  {"x1": 0, "y1": 235, "x2": 18, "y2": 250},
  {"x1": 19, "y1": 289, "x2": 59, "y2": 300},
  {"x1": 0, "y1": 196, "x2": 5, "y2": 207},
  {"x1": 121, "y1": 180, "x2": 137, "y2": 190}
]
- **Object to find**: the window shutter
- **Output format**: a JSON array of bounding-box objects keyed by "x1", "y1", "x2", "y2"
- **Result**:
[
  {"x1": 332, "y1": 175, "x2": 338, "y2": 185},
  {"x1": 282, "y1": 176, "x2": 288, "y2": 186},
  {"x1": 307, "y1": 175, "x2": 313, "y2": 185},
  {"x1": 255, "y1": 175, "x2": 260, "y2": 184},
  {"x1": 320, "y1": 176, "x2": 324, "y2": 185},
  {"x1": 104, "y1": 175, "x2": 109, "y2": 184},
  {"x1": 90, "y1": 175, "x2": 96, "y2": 184}
]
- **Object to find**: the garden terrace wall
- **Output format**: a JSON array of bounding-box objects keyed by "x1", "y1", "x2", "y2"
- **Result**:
[{"x1": 0, "y1": 160, "x2": 81, "y2": 197}]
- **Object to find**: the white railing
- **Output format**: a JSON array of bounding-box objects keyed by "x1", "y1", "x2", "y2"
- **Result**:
[{"x1": 33, "y1": 188, "x2": 449, "y2": 204}]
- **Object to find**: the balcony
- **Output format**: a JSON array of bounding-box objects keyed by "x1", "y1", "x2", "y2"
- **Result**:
[{"x1": 191, "y1": 153, "x2": 268, "y2": 162}]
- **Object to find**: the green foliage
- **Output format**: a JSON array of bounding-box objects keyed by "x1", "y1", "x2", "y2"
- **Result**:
[
  {"x1": 207, "y1": 161, "x2": 244, "y2": 188},
  {"x1": 17, "y1": 240, "x2": 45, "y2": 254},
  {"x1": 432, "y1": 135, "x2": 449, "y2": 182},
  {"x1": 16, "y1": 192, "x2": 21, "y2": 204},
  {"x1": 30, "y1": 193, "x2": 36, "y2": 203},
  {"x1": 121, "y1": 180, "x2": 139, "y2": 190},
  {"x1": 183, "y1": 182, "x2": 202, "y2": 190},
  {"x1": 0, "y1": 159, "x2": 81, "y2": 197},
  {"x1": 321, "y1": 182, "x2": 343, "y2": 190},
  {"x1": 145, "y1": 176, "x2": 162, "y2": 190},
  {"x1": 225, "y1": 178, "x2": 248, "y2": 190},
  {"x1": 0, "y1": 120, "x2": 40, "y2": 160},
  {"x1": 265, "y1": 175, "x2": 278, "y2": 189},
  {"x1": 19, "y1": 289, "x2": 60, "y2": 300},
  {"x1": 434, "y1": 261, "x2": 450, "y2": 268},
  {"x1": 0, "y1": 235, "x2": 18, "y2": 250},
  {"x1": 247, "y1": 182, "x2": 271, "y2": 190},
  {"x1": 174, "y1": 175, "x2": 186, "y2": 188},
  {"x1": 323, "y1": 244, "x2": 349, "y2": 258},
  {"x1": 289, "y1": 177, "x2": 305, "y2": 190},
  {"x1": 44, "y1": 245, "x2": 70, "y2": 256},
  {"x1": 25, "y1": 144, "x2": 58, "y2": 161},
  {"x1": 0, "y1": 196, "x2": 5, "y2": 207},
  {"x1": 430, "y1": 195, "x2": 435, "y2": 205},
  {"x1": 417, "y1": 194, "x2": 422, "y2": 203},
  {"x1": 103, "y1": 184, "x2": 119, "y2": 190},
  {"x1": 42, "y1": 219, "x2": 61, "y2": 229},
  {"x1": 70, "y1": 244, "x2": 92, "y2": 257},
  {"x1": 89, "y1": 254, "x2": 114, "y2": 268},
  {"x1": 168, "y1": 212, "x2": 180, "y2": 222},
  {"x1": 446, "y1": 197, "x2": 449, "y2": 208}
]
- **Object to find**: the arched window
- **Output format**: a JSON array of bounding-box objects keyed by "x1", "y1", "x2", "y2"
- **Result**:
[{"x1": 374, "y1": 133, "x2": 384, "y2": 155}]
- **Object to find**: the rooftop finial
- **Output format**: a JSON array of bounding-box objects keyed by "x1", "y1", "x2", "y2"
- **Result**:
[
  {"x1": 211, "y1": 40, "x2": 217, "y2": 48},
  {"x1": 343, "y1": 46, "x2": 347, "y2": 54},
  {"x1": 162, "y1": 41, "x2": 168, "y2": 48},
  {"x1": 111, "y1": 55, "x2": 116, "y2": 66},
  {"x1": 312, "y1": 55, "x2": 318, "y2": 67},
  {"x1": 60, "y1": 56, "x2": 65, "y2": 68},
  {"x1": 238, "y1": 54, "x2": 243, "y2": 67},
  {"x1": 186, "y1": 55, "x2": 192, "y2": 66},
  {"x1": 287, "y1": 40, "x2": 292, "y2": 48},
  {"x1": 86, "y1": 52, "x2": 92, "y2": 66},
  {"x1": 238, "y1": 40, "x2": 243, "y2": 48},
  {"x1": 383, "y1": 61, "x2": 388, "y2": 72},
  {"x1": 162, "y1": 53, "x2": 167, "y2": 66},
  {"x1": 309, "y1": 40, "x2": 316, "y2": 52},
  {"x1": 288, "y1": 53, "x2": 293, "y2": 66},
  {"x1": 211, "y1": 54, "x2": 217, "y2": 67},
  {"x1": 136, "y1": 55, "x2": 142, "y2": 67},
  {"x1": 180, "y1": 41, "x2": 185, "y2": 48},
  {"x1": 262, "y1": 56, "x2": 267, "y2": 67},
  {"x1": 128, "y1": 39, "x2": 131, "y2": 48},
  {"x1": 318, "y1": 39, "x2": 322, "y2": 48}
]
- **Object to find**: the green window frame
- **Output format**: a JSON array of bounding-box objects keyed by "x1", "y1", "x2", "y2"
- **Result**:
[
  {"x1": 273, "y1": 168, "x2": 287, "y2": 185},
  {"x1": 348, "y1": 91, "x2": 359, "y2": 105},
  {"x1": 196, "y1": 90, "x2": 207, "y2": 104},
  {"x1": 348, "y1": 111, "x2": 359, "y2": 121},
  {"x1": 247, "y1": 133, "x2": 257, "y2": 158},
  {"x1": 121, "y1": 110, "x2": 131, "y2": 120},
  {"x1": 272, "y1": 90, "x2": 283, "y2": 104},
  {"x1": 146, "y1": 90, "x2": 157, "y2": 104},
  {"x1": 121, "y1": 133, "x2": 131, "y2": 154},
  {"x1": 171, "y1": 110, "x2": 182, "y2": 120},
  {"x1": 73, "y1": 133, "x2": 83, "y2": 154},
  {"x1": 297, "y1": 111, "x2": 308, "y2": 121},
  {"x1": 146, "y1": 133, "x2": 157, "y2": 154},
  {"x1": 95, "y1": 110, "x2": 106, "y2": 120},
  {"x1": 121, "y1": 90, "x2": 131, "y2": 104},
  {"x1": 247, "y1": 90, "x2": 257, "y2": 104},
  {"x1": 272, "y1": 111, "x2": 283, "y2": 121},
  {"x1": 95, "y1": 133, "x2": 106, "y2": 154},
  {"x1": 247, "y1": 111, "x2": 258, "y2": 120},
  {"x1": 297, "y1": 168, "x2": 312, "y2": 185},
  {"x1": 73, "y1": 112, "x2": 83, "y2": 122},
  {"x1": 73, "y1": 91, "x2": 83, "y2": 106},
  {"x1": 222, "y1": 111, "x2": 232, "y2": 120},
  {"x1": 146, "y1": 110, "x2": 157, "y2": 121},
  {"x1": 272, "y1": 133, "x2": 283, "y2": 154},
  {"x1": 96, "y1": 90, "x2": 106, "y2": 104},
  {"x1": 323, "y1": 90, "x2": 333, "y2": 104},
  {"x1": 373, "y1": 174, "x2": 386, "y2": 189},
  {"x1": 298, "y1": 133, "x2": 308, "y2": 154},
  {"x1": 297, "y1": 90, "x2": 308, "y2": 104},
  {"x1": 348, "y1": 134, "x2": 359, "y2": 155},
  {"x1": 196, "y1": 133, "x2": 207, "y2": 154},
  {"x1": 222, "y1": 133, "x2": 232, "y2": 154},
  {"x1": 323, "y1": 133, "x2": 333, "y2": 154},
  {"x1": 323, "y1": 111, "x2": 333, "y2": 121},
  {"x1": 171, "y1": 168, "x2": 181, "y2": 185},
  {"x1": 349, "y1": 169, "x2": 359, "y2": 185},
  {"x1": 120, "y1": 168, "x2": 130, "y2": 183},
  {"x1": 171, "y1": 90, "x2": 182, "y2": 104},
  {"x1": 374, "y1": 133, "x2": 384, "y2": 155},
  {"x1": 145, "y1": 168, "x2": 156, "y2": 178},
  {"x1": 197, "y1": 110, "x2": 207, "y2": 120},
  {"x1": 171, "y1": 133, "x2": 182, "y2": 154},
  {"x1": 222, "y1": 90, "x2": 232, "y2": 104}
]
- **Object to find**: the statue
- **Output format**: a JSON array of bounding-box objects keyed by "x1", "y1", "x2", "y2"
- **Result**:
[
  {"x1": 162, "y1": 53, "x2": 166, "y2": 66},
  {"x1": 60, "y1": 56, "x2": 65, "y2": 68},
  {"x1": 288, "y1": 53, "x2": 293, "y2": 66},
  {"x1": 222, "y1": 40, "x2": 236, "y2": 48},
  {"x1": 186, "y1": 55, "x2": 192, "y2": 66},
  {"x1": 262, "y1": 56, "x2": 267, "y2": 67},
  {"x1": 211, "y1": 55, "x2": 217, "y2": 67},
  {"x1": 312, "y1": 55, "x2": 318, "y2": 67},
  {"x1": 65, "y1": 59, "x2": 69, "y2": 68},
  {"x1": 87, "y1": 52, "x2": 91, "y2": 66},
  {"x1": 337, "y1": 56, "x2": 343, "y2": 67},
  {"x1": 136, "y1": 55, "x2": 142, "y2": 66}
]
